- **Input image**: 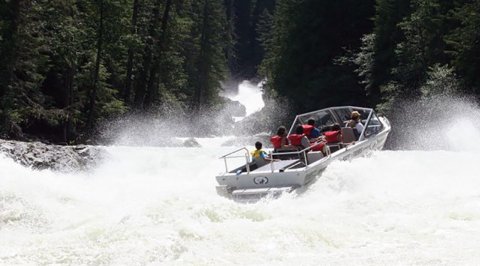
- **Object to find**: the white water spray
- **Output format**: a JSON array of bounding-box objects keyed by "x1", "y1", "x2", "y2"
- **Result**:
[
  {"x1": 2, "y1": 143, "x2": 480, "y2": 264},
  {"x1": 1, "y1": 98, "x2": 480, "y2": 264},
  {"x1": 225, "y1": 80, "x2": 265, "y2": 121}
]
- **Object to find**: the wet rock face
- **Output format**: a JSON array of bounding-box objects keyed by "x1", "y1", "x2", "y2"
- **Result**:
[{"x1": 0, "y1": 139, "x2": 104, "y2": 172}]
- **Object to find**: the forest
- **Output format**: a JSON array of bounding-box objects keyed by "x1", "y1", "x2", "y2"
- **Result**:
[{"x1": 0, "y1": 0, "x2": 479, "y2": 144}]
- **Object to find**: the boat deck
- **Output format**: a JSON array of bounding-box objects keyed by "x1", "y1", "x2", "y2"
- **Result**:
[{"x1": 254, "y1": 159, "x2": 299, "y2": 172}]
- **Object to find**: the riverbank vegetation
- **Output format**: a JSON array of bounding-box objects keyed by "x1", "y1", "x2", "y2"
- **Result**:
[{"x1": 1, "y1": 0, "x2": 479, "y2": 143}]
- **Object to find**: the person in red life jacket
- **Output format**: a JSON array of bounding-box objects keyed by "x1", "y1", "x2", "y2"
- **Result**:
[
  {"x1": 289, "y1": 125, "x2": 328, "y2": 155},
  {"x1": 323, "y1": 123, "x2": 342, "y2": 143},
  {"x1": 270, "y1": 126, "x2": 295, "y2": 152},
  {"x1": 288, "y1": 125, "x2": 311, "y2": 150},
  {"x1": 302, "y1": 118, "x2": 321, "y2": 140},
  {"x1": 303, "y1": 118, "x2": 326, "y2": 153}
]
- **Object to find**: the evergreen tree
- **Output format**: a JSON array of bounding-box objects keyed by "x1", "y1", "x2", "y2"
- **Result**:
[
  {"x1": 250, "y1": 0, "x2": 276, "y2": 77},
  {"x1": 40, "y1": 0, "x2": 84, "y2": 142},
  {"x1": 82, "y1": 0, "x2": 128, "y2": 133},
  {"x1": 188, "y1": 0, "x2": 228, "y2": 112},
  {"x1": 393, "y1": 0, "x2": 455, "y2": 98},
  {"x1": 123, "y1": 0, "x2": 140, "y2": 104},
  {"x1": 261, "y1": 0, "x2": 375, "y2": 112},
  {"x1": 368, "y1": 0, "x2": 411, "y2": 105},
  {"x1": 0, "y1": 1, "x2": 49, "y2": 139},
  {"x1": 445, "y1": 0, "x2": 480, "y2": 95},
  {"x1": 232, "y1": 0, "x2": 253, "y2": 77}
]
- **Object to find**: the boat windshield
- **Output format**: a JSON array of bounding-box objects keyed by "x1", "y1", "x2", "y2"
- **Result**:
[{"x1": 288, "y1": 106, "x2": 374, "y2": 139}]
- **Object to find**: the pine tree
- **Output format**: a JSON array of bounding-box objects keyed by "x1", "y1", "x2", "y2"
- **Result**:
[
  {"x1": 445, "y1": 0, "x2": 480, "y2": 94},
  {"x1": 123, "y1": 0, "x2": 140, "y2": 105},
  {"x1": 189, "y1": 0, "x2": 228, "y2": 112},
  {"x1": 80, "y1": 0, "x2": 128, "y2": 134},
  {"x1": 368, "y1": 0, "x2": 411, "y2": 106},
  {"x1": 0, "y1": 1, "x2": 49, "y2": 139},
  {"x1": 393, "y1": 0, "x2": 455, "y2": 98},
  {"x1": 261, "y1": 0, "x2": 375, "y2": 112}
]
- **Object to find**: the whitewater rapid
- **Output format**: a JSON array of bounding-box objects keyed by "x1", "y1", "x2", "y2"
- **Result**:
[{"x1": 1, "y1": 137, "x2": 480, "y2": 265}]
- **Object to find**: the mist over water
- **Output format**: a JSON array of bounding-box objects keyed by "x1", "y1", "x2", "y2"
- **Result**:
[
  {"x1": 100, "y1": 80, "x2": 267, "y2": 146},
  {"x1": 386, "y1": 95, "x2": 480, "y2": 151},
  {"x1": 2, "y1": 95, "x2": 480, "y2": 264}
]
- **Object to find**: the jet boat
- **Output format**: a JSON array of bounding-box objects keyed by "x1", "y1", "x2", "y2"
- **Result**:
[{"x1": 216, "y1": 106, "x2": 391, "y2": 200}]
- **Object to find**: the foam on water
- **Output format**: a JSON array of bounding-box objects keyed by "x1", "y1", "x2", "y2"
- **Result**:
[
  {"x1": 2, "y1": 95, "x2": 480, "y2": 265},
  {"x1": 1, "y1": 140, "x2": 480, "y2": 264}
]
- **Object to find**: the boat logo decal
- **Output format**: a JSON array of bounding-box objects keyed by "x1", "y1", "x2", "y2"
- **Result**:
[{"x1": 253, "y1": 176, "x2": 269, "y2": 185}]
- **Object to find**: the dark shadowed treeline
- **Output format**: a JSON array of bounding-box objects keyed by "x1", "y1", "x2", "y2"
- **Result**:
[
  {"x1": 260, "y1": 0, "x2": 480, "y2": 114},
  {"x1": 0, "y1": 0, "x2": 240, "y2": 143},
  {"x1": 1, "y1": 0, "x2": 479, "y2": 143},
  {"x1": 260, "y1": 0, "x2": 375, "y2": 111}
]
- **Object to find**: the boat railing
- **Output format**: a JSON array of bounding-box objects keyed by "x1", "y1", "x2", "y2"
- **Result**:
[
  {"x1": 270, "y1": 141, "x2": 329, "y2": 171},
  {"x1": 219, "y1": 147, "x2": 251, "y2": 174},
  {"x1": 219, "y1": 141, "x2": 329, "y2": 174}
]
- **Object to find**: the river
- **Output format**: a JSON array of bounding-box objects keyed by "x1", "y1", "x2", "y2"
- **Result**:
[{"x1": 1, "y1": 84, "x2": 480, "y2": 265}]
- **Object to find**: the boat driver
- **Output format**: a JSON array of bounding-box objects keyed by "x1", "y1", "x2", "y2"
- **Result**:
[{"x1": 347, "y1": 111, "x2": 364, "y2": 140}]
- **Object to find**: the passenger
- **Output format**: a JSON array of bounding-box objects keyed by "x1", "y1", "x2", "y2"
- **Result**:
[
  {"x1": 289, "y1": 125, "x2": 329, "y2": 157},
  {"x1": 251, "y1": 141, "x2": 271, "y2": 167},
  {"x1": 302, "y1": 118, "x2": 321, "y2": 139},
  {"x1": 251, "y1": 141, "x2": 267, "y2": 159},
  {"x1": 288, "y1": 125, "x2": 311, "y2": 150},
  {"x1": 347, "y1": 111, "x2": 364, "y2": 140},
  {"x1": 270, "y1": 126, "x2": 295, "y2": 152},
  {"x1": 323, "y1": 123, "x2": 342, "y2": 143}
]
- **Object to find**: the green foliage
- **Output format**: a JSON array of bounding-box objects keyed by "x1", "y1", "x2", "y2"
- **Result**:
[
  {"x1": 445, "y1": 0, "x2": 480, "y2": 94},
  {"x1": 187, "y1": 0, "x2": 229, "y2": 111},
  {"x1": 368, "y1": 0, "x2": 411, "y2": 105},
  {"x1": 364, "y1": 0, "x2": 480, "y2": 115},
  {"x1": 352, "y1": 33, "x2": 376, "y2": 95},
  {"x1": 0, "y1": 0, "x2": 230, "y2": 142},
  {"x1": 0, "y1": 1, "x2": 50, "y2": 136},
  {"x1": 2, "y1": 0, "x2": 480, "y2": 142},
  {"x1": 261, "y1": 0, "x2": 375, "y2": 112},
  {"x1": 393, "y1": 0, "x2": 453, "y2": 97}
]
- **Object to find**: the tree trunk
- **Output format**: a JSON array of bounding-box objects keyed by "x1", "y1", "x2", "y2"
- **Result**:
[
  {"x1": 63, "y1": 66, "x2": 75, "y2": 143},
  {"x1": 193, "y1": 0, "x2": 210, "y2": 112},
  {"x1": 123, "y1": 0, "x2": 140, "y2": 105},
  {"x1": 134, "y1": 0, "x2": 162, "y2": 109},
  {"x1": 144, "y1": 0, "x2": 173, "y2": 108},
  {"x1": 224, "y1": 0, "x2": 235, "y2": 72},
  {"x1": 86, "y1": 0, "x2": 104, "y2": 132}
]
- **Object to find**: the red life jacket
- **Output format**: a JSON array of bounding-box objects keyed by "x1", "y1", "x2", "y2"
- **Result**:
[
  {"x1": 324, "y1": 130, "x2": 341, "y2": 143},
  {"x1": 302, "y1": 124, "x2": 314, "y2": 137},
  {"x1": 310, "y1": 141, "x2": 325, "y2": 152},
  {"x1": 288, "y1": 134, "x2": 304, "y2": 146},
  {"x1": 270, "y1": 135, "x2": 282, "y2": 149}
]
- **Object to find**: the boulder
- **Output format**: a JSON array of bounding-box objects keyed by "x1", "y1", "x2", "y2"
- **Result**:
[{"x1": 0, "y1": 139, "x2": 104, "y2": 172}]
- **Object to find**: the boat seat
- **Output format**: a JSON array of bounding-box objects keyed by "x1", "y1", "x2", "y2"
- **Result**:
[
  {"x1": 307, "y1": 151, "x2": 324, "y2": 164},
  {"x1": 272, "y1": 148, "x2": 299, "y2": 160},
  {"x1": 327, "y1": 143, "x2": 341, "y2": 153},
  {"x1": 341, "y1": 127, "x2": 356, "y2": 144}
]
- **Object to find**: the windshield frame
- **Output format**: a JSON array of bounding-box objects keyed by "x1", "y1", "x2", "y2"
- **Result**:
[{"x1": 287, "y1": 106, "x2": 376, "y2": 140}]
